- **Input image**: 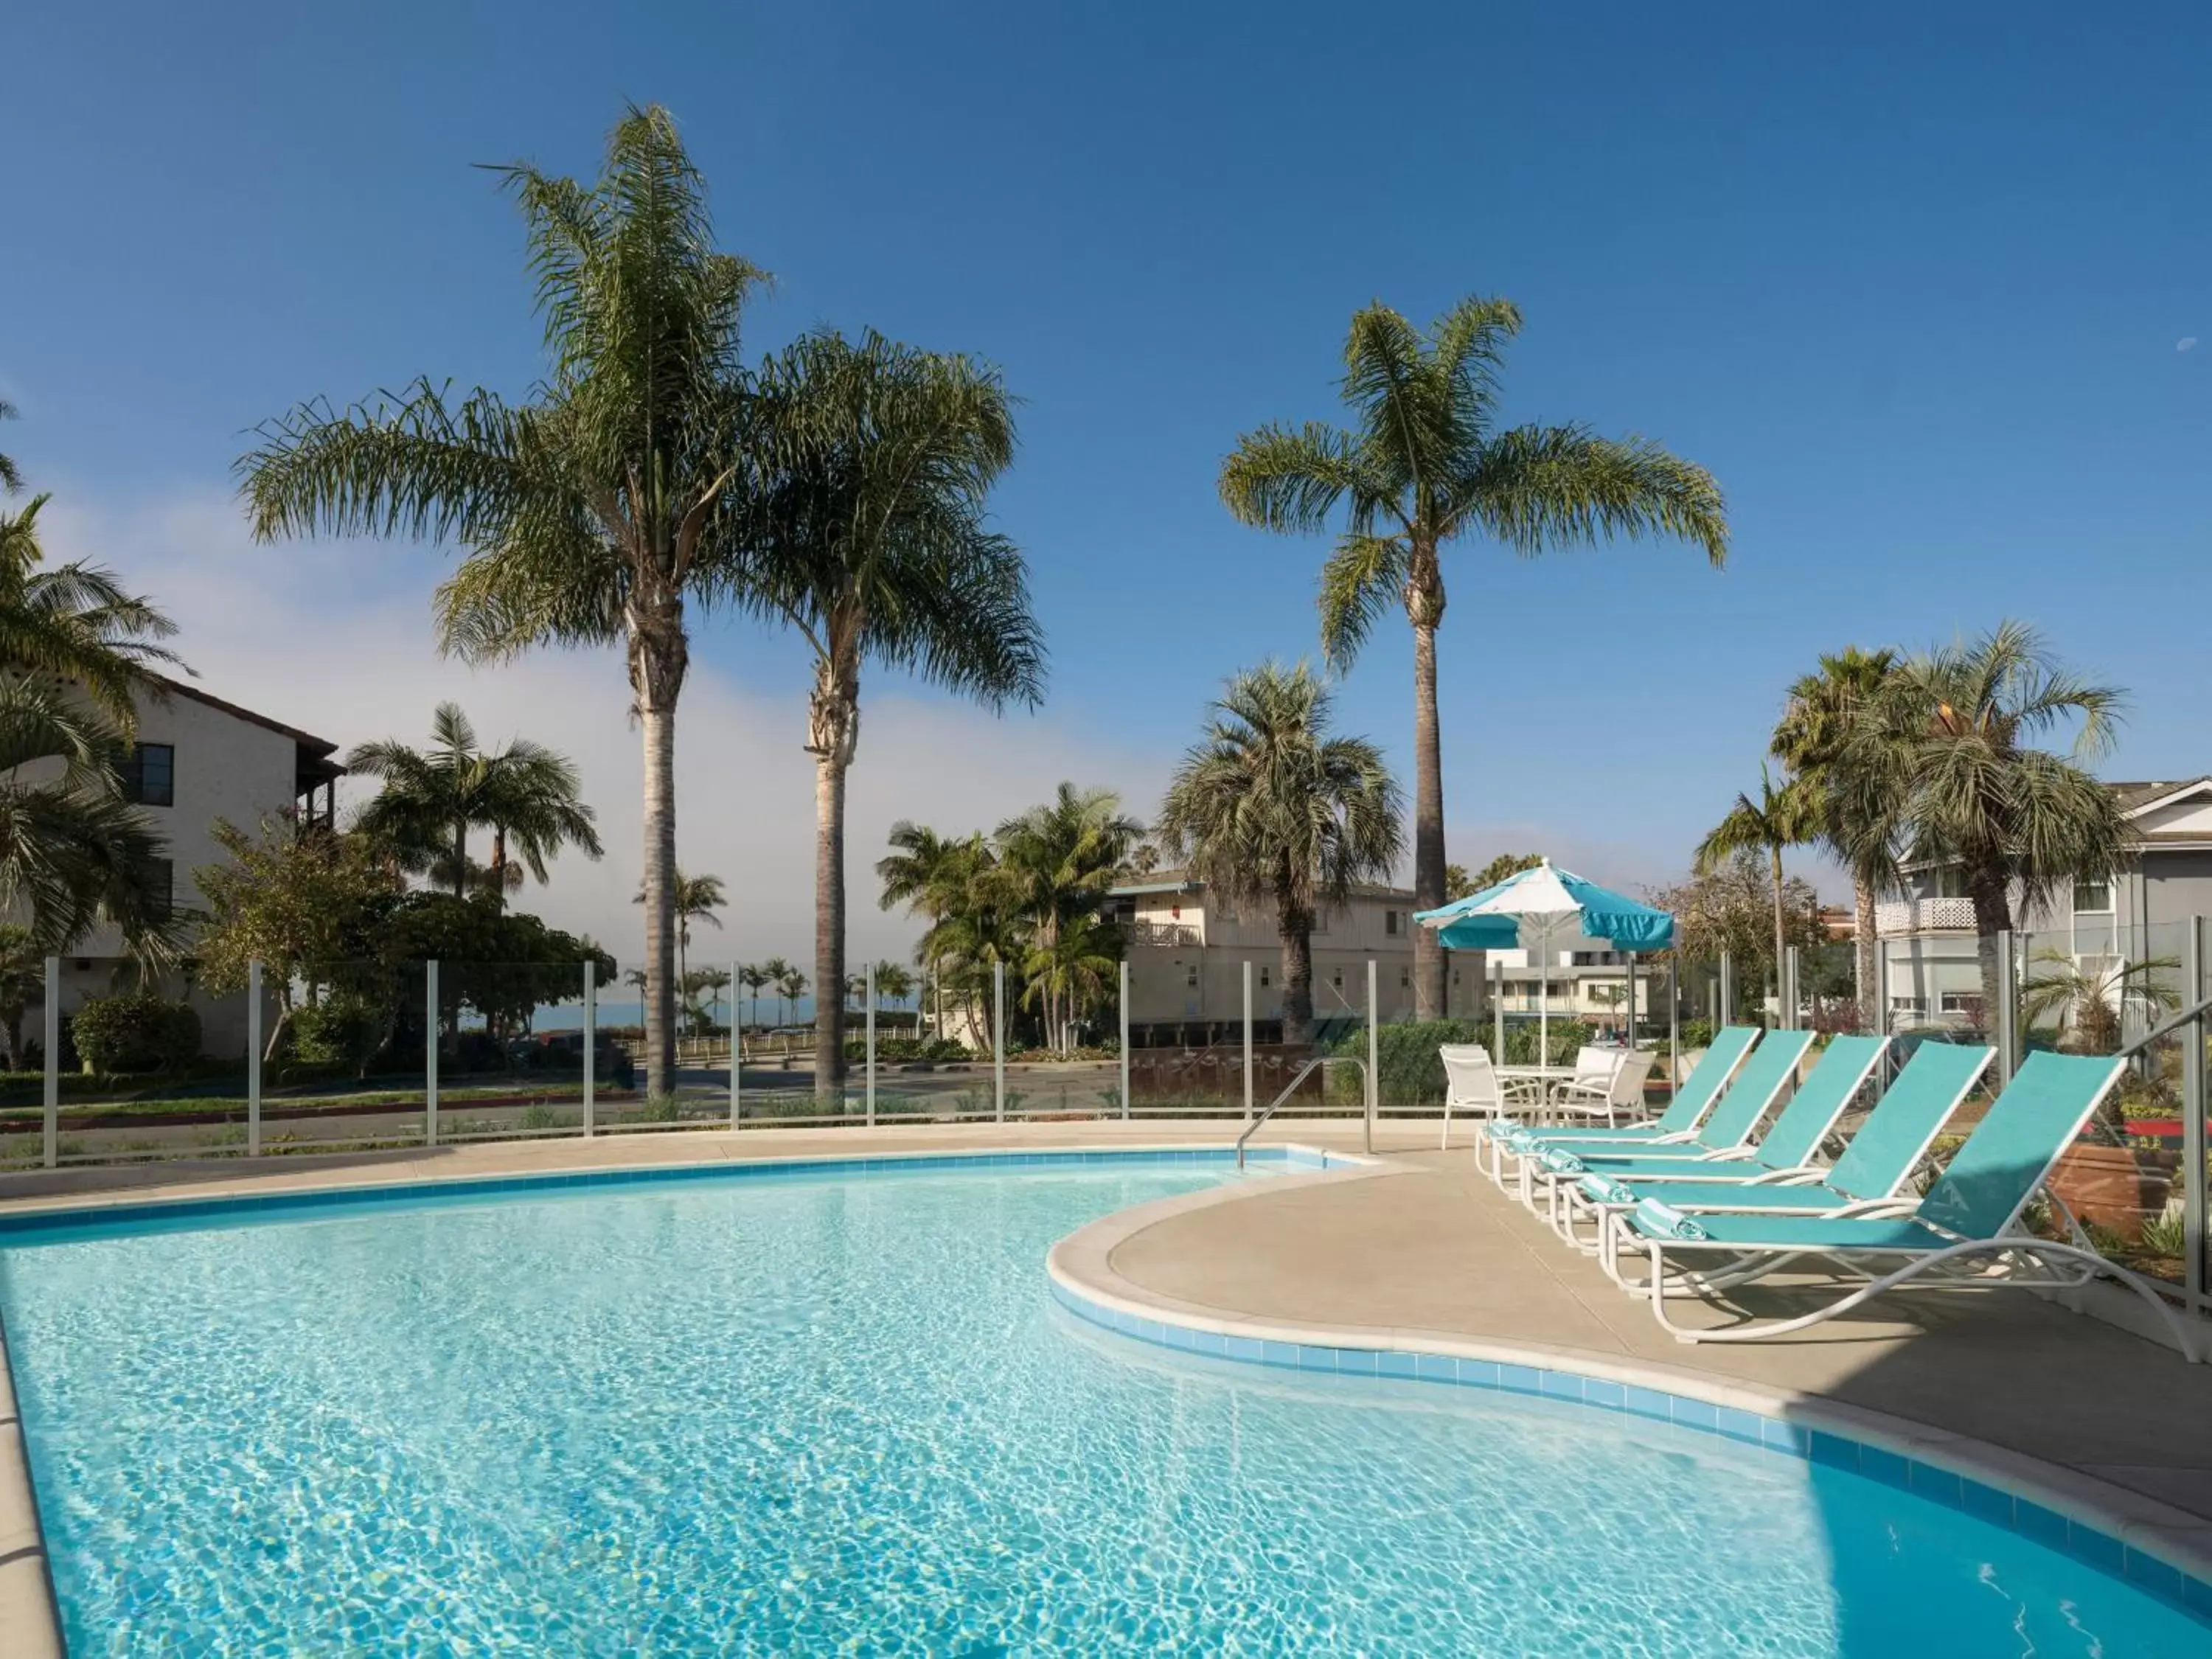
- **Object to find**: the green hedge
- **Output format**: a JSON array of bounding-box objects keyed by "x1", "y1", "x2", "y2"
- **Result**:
[
  {"x1": 1328, "y1": 1018, "x2": 1600, "y2": 1103},
  {"x1": 70, "y1": 994, "x2": 201, "y2": 1074}
]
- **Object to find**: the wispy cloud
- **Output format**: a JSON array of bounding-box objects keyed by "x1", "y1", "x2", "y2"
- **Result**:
[{"x1": 2179, "y1": 337, "x2": 2199, "y2": 353}]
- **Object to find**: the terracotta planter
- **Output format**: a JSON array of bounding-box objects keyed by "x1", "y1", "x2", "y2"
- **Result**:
[{"x1": 2048, "y1": 1143, "x2": 2174, "y2": 1241}]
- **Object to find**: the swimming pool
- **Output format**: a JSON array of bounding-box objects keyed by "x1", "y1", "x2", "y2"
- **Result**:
[{"x1": 0, "y1": 1151, "x2": 2204, "y2": 1655}]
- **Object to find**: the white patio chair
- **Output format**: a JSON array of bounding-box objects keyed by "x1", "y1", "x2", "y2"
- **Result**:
[
  {"x1": 1547, "y1": 1048, "x2": 1656, "y2": 1128},
  {"x1": 1440, "y1": 1045, "x2": 1541, "y2": 1150}
]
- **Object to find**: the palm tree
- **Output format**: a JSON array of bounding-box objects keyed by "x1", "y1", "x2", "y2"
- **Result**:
[
  {"x1": 2021, "y1": 948, "x2": 2180, "y2": 1054},
  {"x1": 873, "y1": 960, "x2": 916, "y2": 1009},
  {"x1": 1844, "y1": 622, "x2": 2133, "y2": 1027},
  {"x1": 995, "y1": 785, "x2": 1141, "y2": 1053},
  {"x1": 1695, "y1": 766, "x2": 1819, "y2": 1017},
  {"x1": 0, "y1": 676, "x2": 180, "y2": 965},
  {"x1": 237, "y1": 105, "x2": 767, "y2": 1101},
  {"x1": 348, "y1": 703, "x2": 602, "y2": 900},
  {"x1": 903, "y1": 835, "x2": 1012, "y2": 1055},
  {"x1": 1771, "y1": 647, "x2": 1900, "y2": 1029},
  {"x1": 759, "y1": 956, "x2": 793, "y2": 1026},
  {"x1": 1220, "y1": 296, "x2": 1727, "y2": 1020},
  {"x1": 740, "y1": 329, "x2": 1046, "y2": 1101},
  {"x1": 1155, "y1": 662, "x2": 1402, "y2": 1048},
  {"x1": 776, "y1": 965, "x2": 810, "y2": 1034},
  {"x1": 633, "y1": 867, "x2": 725, "y2": 990},
  {"x1": 0, "y1": 491, "x2": 186, "y2": 726},
  {"x1": 878, "y1": 821, "x2": 977, "y2": 1040},
  {"x1": 737, "y1": 961, "x2": 771, "y2": 1035}
]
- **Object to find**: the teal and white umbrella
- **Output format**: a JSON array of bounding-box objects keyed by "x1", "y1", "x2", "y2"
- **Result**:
[{"x1": 1413, "y1": 859, "x2": 1675, "y2": 1060}]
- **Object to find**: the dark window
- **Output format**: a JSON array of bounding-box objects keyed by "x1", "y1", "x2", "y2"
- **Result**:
[
  {"x1": 1385, "y1": 910, "x2": 1402, "y2": 935},
  {"x1": 145, "y1": 857, "x2": 174, "y2": 920},
  {"x1": 121, "y1": 743, "x2": 174, "y2": 807}
]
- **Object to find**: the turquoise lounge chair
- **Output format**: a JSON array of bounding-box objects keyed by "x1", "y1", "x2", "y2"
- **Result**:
[
  {"x1": 1509, "y1": 1029, "x2": 1813, "y2": 1210},
  {"x1": 1481, "y1": 1025, "x2": 1758, "y2": 1189},
  {"x1": 1577, "y1": 1040, "x2": 1989, "y2": 1276},
  {"x1": 1619, "y1": 1051, "x2": 2200, "y2": 1361},
  {"x1": 1533, "y1": 1034, "x2": 1885, "y2": 1242}
]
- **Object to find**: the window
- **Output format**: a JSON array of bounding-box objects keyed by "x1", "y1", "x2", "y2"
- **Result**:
[
  {"x1": 2073, "y1": 879, "x2": 2112, "y2": 915},
  {"x1": 1938, "y1": 991, "x2": 1978, "y2": 1014},
  {"x1": 1889, "y1": 995, "x2": 1927, "y2": 1015},
  {"x1": 1384, "y1": 909, "x2": 1402, "y2": 936},
  {"x1": 1259, "y1": 966, "x2": 1270, "y2": 988},
  {"x1": 119, "y1": 742, "x2": 174, "y2": 807},
  {"x1": 145, "y1": 857, "x2": 174, "y2": 920},
  {"x1": 1184, "y1": 965, "x2": 1198, "y2": 988},
  {"x1": 1310, "y1": 911, "x2": 1330, "y2": 935},
  {"x1": 1331, "y1": 970, "x2": 1343, "y2": 990},
  {"x1": 1399, "y1": 970, "x2": 1411, "y2": 990}
]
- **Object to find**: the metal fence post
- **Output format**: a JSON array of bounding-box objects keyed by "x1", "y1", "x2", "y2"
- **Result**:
[
  {"x1": 1668, "y1": 953, "x2": 1680, "y2": 1100},
  {"x1": 993, "y1": 959, "x2": 1005, "y2": 1124},
  {"x1": 729, "y1": 958, "x2": 740, "y2": 1129},
  {"x1": 865, "y1": 961, "x2": 877, "y2": 1130},
  {"x1": 425, "y1": 959, "x2": 439, "y2": 1147},
  {"x1": 1719, "y1": 951, "x2": 1734, "y2": 1027},
  {"x1": 2183, "y1": 917, "x2": 2205, "y2": 1311},
  {"x1": 1119, "y1": 959, "x2": 1130, "y2": 1121},
  {"x1": 582, "y1": 963, "x2": 596, "y2": 1138},
  {"x1": 1492, "y1": 955, "x2": 1504, "y2": 1060},
  {"x1": 1364, "y1": 959, "x2": 1377, "y2": 1155},
  {"x1": 1784, "y1": 945, "x2": 1800, "y2": 1031},
  {"x1": 1875, "y1": 945, "x2": 1893, "y2": 1085},
  {"x1": 1242, "y1": 960, "x2": 1253, "y2": 1121},
  {"x1": 42, "y1": 956, "x2": 58, "y2": 1170},
  {"x1": 248, "y1": 959, "x2": 263, "y2": 1158},
  {"x1": 1995, "y1": 931, "x2": 2017, "y2": 1088}
]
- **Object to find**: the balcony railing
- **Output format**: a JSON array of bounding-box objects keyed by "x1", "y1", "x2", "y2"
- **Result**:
[
  {"x1": 1874, "y1": 897, "x2": 1978, "y2": 937},
  {"x1": 1125, "y1": 920, "x2": 1203, "y2": 947}
]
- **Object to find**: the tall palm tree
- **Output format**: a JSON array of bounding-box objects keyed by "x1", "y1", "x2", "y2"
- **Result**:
[
  {"x1": 1220, "y1": 297, "x2": 1728, "y2": 1020},
  {"x1": 1695, "y1": 766, "x2": 1818, "y2": 1016},
  {"x1": 740, "y1": 329, "x2": 1046, "y2": 1101},
  {"x1": 902, "y1": 834, "x2": 1012, "y2": 1054},
  {"x1": 873, "y1": 960, "x2": 916, "y2": 1009},
  {"x1": 995, "y1": 784, "x2": 1141, "y2": 1053},
  {"x1": 1843, "y1": 622, "x2": 2132, "y2": 1027},
  {"x1": 737, "y1": 961, "x2": 770, "y2": 1035},
  {"x1": 633, "y1": 867, "x2": 724, "y2": 990},
  {"x1": 237, "y1": 105, "x2": 766, "y2": 1100},
  {"x1": 349, "y1": 703, "x2": 602, "y2": 900},
  {"x1": 1772, "y1": 646, "x2": 1899, "y2": 1029},
  {"x1": 776, "y1": 965, "x2": 810, "y2": 1034},
  {"x1": 1155, "y1": 662, "x2": 1403, "y2": 1048}
]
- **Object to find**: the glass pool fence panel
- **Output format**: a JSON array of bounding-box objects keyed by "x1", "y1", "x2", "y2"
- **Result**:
[
  {"x1": 432, "y1": 961, "x2": 603, "y2": 1144},
  {"x1": 1995, "y1": 920, "x2": 2200, "y2": 1306},
  {"x1": 0, "y1": 964, "x2": 264, "y2": 1171}
]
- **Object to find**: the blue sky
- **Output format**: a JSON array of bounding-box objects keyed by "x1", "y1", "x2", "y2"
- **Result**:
[{"x1": 4, "y1": 3, "x2": 2207, "y2": 961}]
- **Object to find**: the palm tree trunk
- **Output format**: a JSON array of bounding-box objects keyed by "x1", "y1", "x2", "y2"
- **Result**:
[
  {"x1": 1410, "y1": 607, "x2": 1447, "y2": 1021},
  {"x1": 1853, "y1": 875, "x2": 1878, "y2": 1033},
  {"x1": 1279, "y1": 905, "x2": 1316, "y2": 1050},
  {"x1": 638, "y1": 694, "x2": 679, "y2": 1102},
  {"x1": 453, "y1": 816, "x2": 469, "y2": 898},
  {"x1": 1967, "y1": 861, "x2": 2014, "y2": 1043},
  {"x1": 490, "y1": 826, "x2": 507, "y2": 906},
  {"x1": 813, "y1": 751, "x2": 850, "y2": 1105},
  {"x1": 1768, "y1": 844, "x2": 1787, "y2": 1021}
]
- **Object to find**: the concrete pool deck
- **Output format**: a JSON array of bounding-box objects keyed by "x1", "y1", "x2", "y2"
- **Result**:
[{"x1": 0, "y1": 1119, "x2": 2208, "y2": 1649}]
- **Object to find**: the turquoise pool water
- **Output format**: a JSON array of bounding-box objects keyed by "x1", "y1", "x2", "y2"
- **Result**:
[{"x1": 0, "y1": 1155, "x2": 2205, "y2": 1655}]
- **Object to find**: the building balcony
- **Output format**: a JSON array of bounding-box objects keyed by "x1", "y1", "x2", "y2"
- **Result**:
[
  {"x1": 1875, "y1": 897, "x2": 1978, "y2": 938},
  {"x1": 1125, "y1": 920, "x2": 1203, "y2": 947}
]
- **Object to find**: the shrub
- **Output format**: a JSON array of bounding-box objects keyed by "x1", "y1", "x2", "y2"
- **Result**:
[
  {"x1": 1330, "y1": 1019, "x2": 1489, "y2": 1104},
  {"x1": 1676, "y1": 1018, "x2": 1717, "y2": 1053},
  {"x1": 289, "y1": 994, "x2": 386, "y2": 1072},
  {"x1": 70, "y1": 993, "x2": 201, "y2": 1074}
]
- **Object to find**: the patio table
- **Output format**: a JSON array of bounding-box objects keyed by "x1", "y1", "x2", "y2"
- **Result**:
[{"x1": 1495, "y1": 1063, "x2": 1579, "y2": 1122}]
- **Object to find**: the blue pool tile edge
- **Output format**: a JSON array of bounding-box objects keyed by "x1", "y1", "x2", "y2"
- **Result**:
[
  {"x1": 0, "y1": 1144, "x2": 1348, "y2": 1242},
  {"x1": 1046, "y1": 1275, "x2": 2212, "y2": 1629}
]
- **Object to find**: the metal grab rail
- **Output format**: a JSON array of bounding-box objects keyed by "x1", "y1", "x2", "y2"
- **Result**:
[
  {"x1": 1236, "y1": 1056, "x2": 1368, "y2": 1168},
  {"x1": 2113, "y1": 988, "x2": 2212, "y2": 1063}
]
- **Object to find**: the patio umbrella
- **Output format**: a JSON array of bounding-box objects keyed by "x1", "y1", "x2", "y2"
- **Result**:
[{"x1": 1413, "y1": 859, "x2": 1675, "y2": 1064}]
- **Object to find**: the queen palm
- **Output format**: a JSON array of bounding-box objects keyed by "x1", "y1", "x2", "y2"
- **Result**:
[
  {"x1": 741, "y1": 329, "x2": 1045, "y2": 1102},
  {"x1": 1772, "y1": 646, "x2": 1899, "y2": 1029},
  {"x1": 877, "y1": 821, "x2": 967, "y2": 1035},
  {"x1": 1844, "y1": 622, "x2": 2132, "y2": 1027},
  {"x1": 1695, "y1": 766, "x2": 1818, "y2": 1016},
  {"x1": 759, "y1": 956, "x2": 793, "y2": 1026},
  {"x1": 1220, "y1": 297, "x2": 1727, "y2": 1020},
  {"x1": 237, "y1": 105, "x2": 765, "y2": 1099},
  {"x1": 737, "y1": 961, "x2": 771, "y2": 1036},
  {"x1": 1155, "y1": 662, "x2": 1402, "y2": 1048},
  {"x1": 349, "y1": 703, "x2": 602, "y2": 900}
]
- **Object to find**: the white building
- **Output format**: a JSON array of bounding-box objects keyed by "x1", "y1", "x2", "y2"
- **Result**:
[{"x1": 38, "y1": 675, "x2": 342, "y2": 1059}]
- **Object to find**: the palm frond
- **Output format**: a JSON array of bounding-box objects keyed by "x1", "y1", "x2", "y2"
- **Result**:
[
  {"x1": 1316, "y1": 532, "x2": 1407, "y2": 669},
  {"x1": 1463, "y1": 425, "x2": 1728, "y2": 565}
]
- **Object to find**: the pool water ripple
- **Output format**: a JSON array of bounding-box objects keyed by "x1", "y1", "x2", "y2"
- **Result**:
[{"x1": 0, "y1": 1162, "x2": 2204, "y2": 1655}]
